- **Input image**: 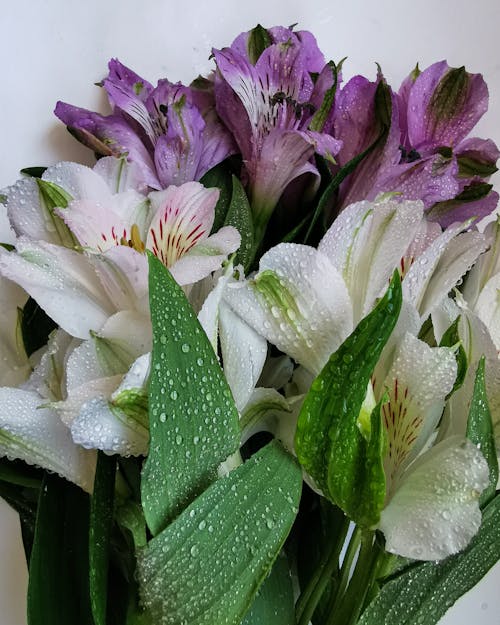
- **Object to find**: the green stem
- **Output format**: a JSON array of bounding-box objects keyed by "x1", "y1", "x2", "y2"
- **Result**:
[
  {"x1": 295, "y1": 513, "x2": 350, "y2": 625},
  {"x1": 326, "y1": 530, "x2": 378, "y2": 625},
  {"x1": 327, "y1": 526, "x2": 362, "y2": 618}
]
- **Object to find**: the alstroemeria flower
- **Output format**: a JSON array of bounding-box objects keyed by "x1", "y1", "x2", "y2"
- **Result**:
[
  {"x1": 223, "y1": 197, "x2": 486, "y2": 375},
  {"x1": 371, "y1": 332, "x2": 489, "y2": 559},
  {"x1": 2, "y1": 157, "x2": 147, "y2": 247},
  {"x1": 55, "y1": 59, "x2": 236, "y2": 191},
  {"x1": 396, "y1": 61, "x2": 499, "y2": 226},
  {"x1": 59, "y1": 180, "x2": 241, "y2": 286},
  {"x1": 213, "y1": 26, "x2": 342, "y2": 241}
]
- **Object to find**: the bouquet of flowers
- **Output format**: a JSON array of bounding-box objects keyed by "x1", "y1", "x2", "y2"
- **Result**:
[{"x1": 1, "y1": 23, "x2": 499, "y2": 625}]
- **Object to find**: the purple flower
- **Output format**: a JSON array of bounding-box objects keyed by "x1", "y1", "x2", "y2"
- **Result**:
[
  {"x1": 213, "y1": 25, "x2": 342, "y2": 241},
  {"x1": 332, "y1": 62, "x2": 498, "y2": 227},
  {"x1": 55, "y1": 59, "x2": 236, "y2": 191},
  {"x1": 396, "y1": 62, "x2": 499, "y2": 225}
]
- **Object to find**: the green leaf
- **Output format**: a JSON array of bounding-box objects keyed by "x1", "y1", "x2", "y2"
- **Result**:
[
  {"x1": 457, "y1": 155, "x2": 498, "y2": 179},
  {"x1": 439, "y1": 316, "x2": 467, "y2": 398},
  {"x1": 27, "y1": 474, "x2": 93, "y2": 625},
  {"x1": 20, "y1": 297, "x2": 57, "y2": 357},
  {"x1": 137, "y1": 441, "x2": 302, "y2": 625},
  {"x1": 247, "y1": 24, "x2": 272, "y2": 65},
  {"x1": 200, "y1": 161, "x2": 233, "y2": 233},
  {"x1": 295, "y1": 273, "x2": 402, "y2": 527},
  {"x1": 0, "y1": 457, "x2": 43, "y2": 489},
  {"x1": 466, "y1": 357, "x2": 498, "y2": 506},
  {"x1": 241, "y1": 551, "x2": 295, "y2": 625},
  {"x1": 21, "y1": 166, "x2": 48, "y2": 178},
  {"x1": 0, "y1": 478, "x2": 39, "y2": 562},
  {"x1": 141, "y1": 253, "x2": 241, "y2": 535},
  {"x1": 358, "y1": 493, "x2": 500, "y2": 625},
  {"x1": 89, "y1": 452, "x2": 117, "y2": 625},
  {"x1": 224, "y1": 175, "x2": 255, "y2": 271}
]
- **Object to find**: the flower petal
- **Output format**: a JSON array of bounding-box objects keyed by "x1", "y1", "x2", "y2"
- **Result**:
[
  {"x1": 219, "y1": 301, "x2": 267, "y2": 411},
  {"x1": 403, "y1": 222, "x2": 488, "y2": 320},
  {"x1": 319, "y1": 199, "x2": 423, "y2": 320},
  {"x1": 0, "y1": 240, "x2": 115, "y2": 339},
  {"x1": 379, "y1": 437, "x2": 489, "y2": 560},
  {"x1": 0, "y1": 276, "x2": 29, "y2": 387},
  {"x1": 223, "y1": 243, "x2": 353, "y2": 375},
  {"x1": 0, "y1": 387, "x2": 96, "y2": 491},
  {"x1": 382, "y1": 333, "x2": 457, "y2": 486},
  {"x1": 70, "y1": 354, "x2": 150, "y2": 457}
]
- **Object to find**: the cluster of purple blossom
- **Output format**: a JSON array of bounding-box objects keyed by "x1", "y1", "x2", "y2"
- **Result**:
[{"x1": 55, "y1": 24, "x2": 499, "y2": 248}]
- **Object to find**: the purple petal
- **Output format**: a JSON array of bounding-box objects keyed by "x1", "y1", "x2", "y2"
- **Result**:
[
  {"x1": 268, "y1": 26, "x2": 325, "y2": 73},
  {"x1": 426, "y1": 187, "x2": 499, "y2": 228},
  {"x1": 373, "y1": 153, "x2": 460, "y2": 208},
  {"x1": 103, "y1": 76, "x2": 156, "y2": 144},
  {"x1": 154, "y1": 134, "x2": 201, "y2": 187},
  {"x1": 105, "y1": 59, "x2": 153, "y2": 104},
  {"x1": 250, "y1": 130, "x2": 317, "y2": 221},
  {"x1": 406, "y1": 61, "x2": 489, "y2": 151},
  {"x1": 333, "y1": 76, "x2": 402, "y2": 207},
  {"x1": 54, "y1": 102, "x2": 160, "y2": 189},
  {"x1": 456, "y1": 137, "x2": 500, "y2": 170}
]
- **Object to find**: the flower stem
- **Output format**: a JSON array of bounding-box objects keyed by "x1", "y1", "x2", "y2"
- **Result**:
[
  {"x1": 295, "y1": 512, "x2": 350, "y2": 625},
  {"x1": 325, "y1": 530, "x2": 379, "y2": 625}
]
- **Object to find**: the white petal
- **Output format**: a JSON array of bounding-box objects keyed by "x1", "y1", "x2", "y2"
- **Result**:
[
  {"x1": 89, "y1": 246, "x2": 149, "y2": 316},
  {"x1": 146, "y1": 182, "x2": 218, "y2": 268},
  {"x1": 404, "y1": 222, "x2": 488, "y2": 320},
  {"x1": 474, "y1": 273, "x2": 500, "y2": 352},
  {"x1": 240, "y1": 387, "x2": 293, "y2": 444},
  {"x1": 223, "y1": 243, "x2": 353, "y2": 375},
  {"x1": 382, "y1": 333, "x2": 457, "y2": 485},
  {"x1": 3, "y1": 176, "x2": 53, "y2": 242},
  {"x1": 219, "y1": 301, "x2": 267, "y2": 411},
  {"x1": 70, "y1": 354, "x2": 150, "y2": 456},
  {"x1": 319, "y1": 199, "x2": 423, "y2": 319},
  {"x1": 197, "y1": 265, "x2": 233, "y2": 353},
  {"x1": 379, "y1": 437, "x2": 489, "y2": 560},
  {"x1": 43, "y1": 161, "x2": 111, "y2": 201},
  {"x1": 169, "y1": 226, "x2": 241, "y2": 286},
  {"x1": 0, "y1": 387, "x2": 96, "y2": 491},
  {"x1": 0, "y1": 240, "x2": 115, "y2": 339},
  {"x1": 0, "y1": 276, "x2": 29, "y2": 386},
  {"x1": 93, "y1": 156, "x2": 145, "y2": 194}
]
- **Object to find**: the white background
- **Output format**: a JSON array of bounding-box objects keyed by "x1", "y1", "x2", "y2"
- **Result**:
[{"x1": 1, "y1": 0, "x2": 500, "y2": 623}]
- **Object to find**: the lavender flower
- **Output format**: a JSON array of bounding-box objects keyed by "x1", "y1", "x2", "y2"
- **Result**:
[
  {"x1": 55, "y1": 59, "x2": 236, "y2": 191},
  {"x1": 212, "y1": 25, "x2": 342, "y2": 242}
]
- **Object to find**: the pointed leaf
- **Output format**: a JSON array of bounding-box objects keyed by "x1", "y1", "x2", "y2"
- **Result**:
[
  {"x1": 466, "y1": 357, "x2": 498, "y2": 506},
  {"x1": 200, "y1": 161, "x2": 233, "y2": 233},
  {"x1": 137, "y1": 441, "x2": 302, "y2": 625},
  {"x1": 295, "y1": 272, "x2": 401, "y2": 526},
  {"x1": 439, "y1": 316, "x2": 467, "y2": 398},
  {"x1": 247, "y1": 24, "x2": 272, "y2": 65},
  {"x1": 141, "y1": 253, "x2": 240, "y2": 535},
  {"x1": 224, "y1": 175, "x2": 255, "y2": 271},
  {"x1": 89, "y1": 452, "x2": 117, "y2": 625},
  {"x1": 27, "y1": 474, "x2": 93, "y2": 625},
  {"x1": 359, "y1": 493, "x2": 500, "y2": 625}
]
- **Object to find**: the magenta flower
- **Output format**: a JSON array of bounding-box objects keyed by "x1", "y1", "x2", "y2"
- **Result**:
[
  {"x1": 55, "y1": 59, "x2": 236, "y2": 191},
  {"x1": 213, "y1": 26, "x2": 342, "y2": 241}
]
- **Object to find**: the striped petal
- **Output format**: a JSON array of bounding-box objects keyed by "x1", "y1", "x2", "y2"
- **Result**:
[
  {"x1": 382, "y1": 333, "x2": 457, "y2": 489},
  {"x1": 146, "y1": 182, "x2": 218, "y2": 268}
]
